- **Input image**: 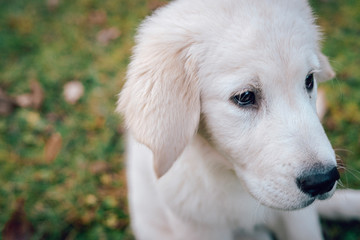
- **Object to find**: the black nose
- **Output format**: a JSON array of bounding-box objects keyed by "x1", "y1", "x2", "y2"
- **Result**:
[{"x1": 296, "y1": 166, "x2": 340, "y2": 197}]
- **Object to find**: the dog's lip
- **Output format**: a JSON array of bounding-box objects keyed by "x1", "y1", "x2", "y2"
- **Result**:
[
  {"x1": 294, "y1": 187, "x2": 336, "y2": 209},
  {"x1": 298, "y1": 197, "x2": 316, "y2": 209},
  {"x1": 315, "y1": 181, "x2": 337, "y2": 200},
  {"x1": 316, "y1": 189, "x2": 335, "y2": 201},
  {"x1": 285, "y1": 187, "x2": 336, "y2": 210}
]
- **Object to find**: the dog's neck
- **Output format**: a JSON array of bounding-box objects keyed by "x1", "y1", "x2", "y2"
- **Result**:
[{"x1": 157, "y1": 133, "x2": 262, "y2": 229}]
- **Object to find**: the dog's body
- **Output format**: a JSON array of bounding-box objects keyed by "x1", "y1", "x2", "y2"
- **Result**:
[{"x1": 118, "y1": 0, "x2": 360, "y2": 239}]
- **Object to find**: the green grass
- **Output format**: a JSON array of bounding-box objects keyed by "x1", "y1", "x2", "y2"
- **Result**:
[
  {"x1": 0, "y1": 0, "x2": 359, "y2": 239},
  {"x1": 0, "y1": 0, "x2": 158, "y2": 238}
]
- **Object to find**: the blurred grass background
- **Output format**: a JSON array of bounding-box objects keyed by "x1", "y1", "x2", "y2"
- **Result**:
[{"x1": 0, "y1": 0, "x2": 359, "y2": 239}]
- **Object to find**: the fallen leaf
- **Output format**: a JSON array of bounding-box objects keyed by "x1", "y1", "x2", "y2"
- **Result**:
[
  {"x1": 116, "y1": 125, "x2": 125, "y2": 135},
  {"x1": 26, "y1": 111, "x2": 41, "y2": 127},
  {"x1": 84, "y1": 194, "x2": 98, "y2": 206},
  {"x1": 95, "y1": 116, "x2": 105, "y2": 129},
  {"x1": 33, "y1": 170, "x2": 55, "y2": 182},
  {"x1": 0, "y1": 88, "x2": 16, "y2": 116},
  {"x1": 103, "y1": 196, "x2": 118, "y2": 208},
  {"x1": 100, "y1": 174, "x2": 112, "y2": 185},
  {"x1": 89, "y1": 161, "x2": 109, "y2": 174},
  {"x1": 8, "y1": 16, "x2": 33, "y2": 35},
  {"x1": 104, "y1": 213, "x2": 119, "y2": 229},
  {"x1": 44, "y1": 132, "x2": 62, "y2": 163},
  {"x1": 15, "y1": 94, "x2": 33, "y2": 108},
  {"x1": 88, "y1": 10, "x2": 107, "y2": 25},
  {"x1": 47, "y1": 0, "x2": 60, "y2": 11},
  {"x1": 30, "y1": 80, "x2": 44, "y2": 109},
  {"x1": 14, "y1": 79, "x2": 44, "y2": 109},
  {"x1": 96, "y1": 27, "x2": 121, "y2": 45},
  {"x1": 80, "y1": 211, "x2": 96, "y2": 225},
  {"x1": 147, "y1": 0, "x2": 168, "y2": 11},
  {"x1": 63, "y1": 81, "x2": 84, "y2": 104},
  {"x1": 2, "y1": 198, "x2": 34, "y2": 240},
  {"x1": 46, "y1": 112, "x2": 61, "y2": 122}
]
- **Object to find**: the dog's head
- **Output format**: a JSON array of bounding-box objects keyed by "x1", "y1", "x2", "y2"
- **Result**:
[{"x1": 118, "y1": 0, "x2": 338, "y2": 210}]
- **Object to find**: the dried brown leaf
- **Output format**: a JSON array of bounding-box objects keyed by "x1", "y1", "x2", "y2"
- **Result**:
[
  {"x1": 84, "y1": 194, "x2": 98, "y2": 206},
  {"x1": 116, "y1": 125, "x2": 125, "y2": 135},
  {"x1": 15, "y1": 94, "x2": 33, "y2": 108},
  {"x1": 96, "y1": 27, "x2": 121, "y2": 45},
  {"x1": 89, "y1": 161, "x2": 109, "y2": 174},
  {"x1": 80, "y1": 211, "x2": 96, "y2": 225},
  {"x1": 2, "y1": 198, "x2": 34, "y2": 240},
  {"x1": 14, "y1": 79, "x2": 44, "y2": 109},
  {"x1": 30, "y1": 80, "x2": 44, "y2": 109},
  {"x1": 88, "y1": 10, "x2": 107, "y2": 25},
  {"x1": 0, "y1": 88, "x2": 16, "y2": 116},
  {"x1": 44, "y1": 132, "x2": 62, "y2": 163},
  {"x1": 8, "y1": 16, "x2": 33, "y2": 35},
  {"x1": 147, "y1": 0, "x2": 168, "y2": 11},
  {"x1": 47, "y1": 0, "x2": 60, "y2": 11}
]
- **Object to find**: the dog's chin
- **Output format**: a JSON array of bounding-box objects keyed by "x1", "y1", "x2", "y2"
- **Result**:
[
  {"x1": 255, "y1": 194, "x2": 316, "y2": 211},
  {"x1": 252, "y1": 185, "x2": 337, "y2": 211},
  {"x1": 282, "y1": 197, "x2": 315, "y2": 211}
]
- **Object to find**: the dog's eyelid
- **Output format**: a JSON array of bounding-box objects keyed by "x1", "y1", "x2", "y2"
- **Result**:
[
  {"x1": 309, "y1": 69, "x2": 320, "y2": 74},
  {"x1": 231, "y1": 83, "x2": 261, "y2": 96},
  {"x1": 230, "y1": 86, "x2": 261, "y2": 109}
]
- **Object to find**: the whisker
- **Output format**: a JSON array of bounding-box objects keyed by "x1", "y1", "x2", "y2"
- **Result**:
[
  {"x1": 334, "y1": 148, "x2": 354, "y2": 154},
  {"x1": 344, "y1": 167, "x2": 360, "y2": 177},
  {"x1": 336, "y1": 179, "x2": 346, "y2": 189},
  {"x1": 336, "y1": 165, "x2": 350, "y2": 187},
  {"x1": 341, "y1": 168, "x2": 360, "y2": 182}
]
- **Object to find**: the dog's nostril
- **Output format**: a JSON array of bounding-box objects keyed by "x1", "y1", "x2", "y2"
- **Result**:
[{"x1": 296, "y1": 166, "x2": 340, "y2": 197}]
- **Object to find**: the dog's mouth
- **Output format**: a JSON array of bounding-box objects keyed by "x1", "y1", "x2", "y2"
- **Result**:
[
  {"x1": 268, "y1": 181, "x2": 337, "y2": 211},
  {"x1": 297, "y1": 185, "x2": 337, "y2": 209},
  {"x1": 256, "y1": 190, "x2": 336, "y2": 211},
  {"x1": 295, "y1": 184, "x2": 337, "y2": 210},
  {"x1": 294, "y1": 165, "x2": 339, "y2": 208},
  {"x1": 235, "y1": 165, "x2": 338, "y2": 211},
  {"x1": 314, "y1": 182, "x2": 337, "y2": 201}
]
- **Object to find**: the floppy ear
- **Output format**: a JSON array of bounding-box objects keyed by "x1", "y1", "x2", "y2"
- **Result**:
[
  {"x1": 316, "y1": 52, "x2": 336, "y2": 82},
  {"x1": 117, "y1": 19, "x2": 200, "y2": 178}
]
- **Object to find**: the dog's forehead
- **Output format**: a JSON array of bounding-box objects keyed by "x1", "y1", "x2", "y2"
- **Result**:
[{"x1": 196, "y1": 0, "x2": 320, "y2": 84}]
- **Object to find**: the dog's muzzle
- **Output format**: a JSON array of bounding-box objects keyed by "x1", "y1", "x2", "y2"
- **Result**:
[{"x1": 296, "y1": 165, "x2": 340, "y2": 197}]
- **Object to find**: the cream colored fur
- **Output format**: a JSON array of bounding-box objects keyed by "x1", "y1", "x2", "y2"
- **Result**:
[{"x1": 117, "y1": 0, "x2": 360, "y2": 239}]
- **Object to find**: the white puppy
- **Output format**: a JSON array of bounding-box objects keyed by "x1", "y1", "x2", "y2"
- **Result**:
[{"x1": 117, "y1": 0, "x2": 360, "y2": 239}]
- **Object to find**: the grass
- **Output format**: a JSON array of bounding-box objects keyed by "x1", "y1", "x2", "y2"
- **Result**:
[
  {"x1": 0, "y1": 0, "x2": 157, "y2": 238},
  {"x1": 0, "y1": 0, "x2": 359, "y2": 239}
]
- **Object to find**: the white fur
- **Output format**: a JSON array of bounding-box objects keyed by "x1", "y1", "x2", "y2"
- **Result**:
[{"x1": 118, "y1": 0, "x2": 360, "y2": 239}]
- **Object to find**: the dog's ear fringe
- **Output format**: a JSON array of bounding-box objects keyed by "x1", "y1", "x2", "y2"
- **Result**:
[
  {"x1": 117, "y1": 18, "x2": 200, "y2": 178},
  {"x1": 316, "y1": 53, "x2": 335, "y2": 82}
]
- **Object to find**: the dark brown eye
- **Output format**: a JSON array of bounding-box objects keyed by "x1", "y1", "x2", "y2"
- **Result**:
[
  {"x1": 305, "y1": 73, "x2": 314, "y2": 91},
  {"x1": 232, "y1": 91, "x2": 256, "y2": 106}
]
